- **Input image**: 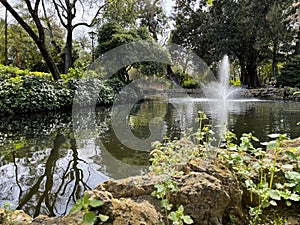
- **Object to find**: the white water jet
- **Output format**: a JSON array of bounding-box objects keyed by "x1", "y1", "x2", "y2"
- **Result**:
[{"x1": 203, "y1": 55, "x2": 245, "y2": 142}]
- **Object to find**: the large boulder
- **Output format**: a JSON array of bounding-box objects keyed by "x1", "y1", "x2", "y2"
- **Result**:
[
  {"x1": 1, "y1": 158, "x2": 249, "y2": 225},
  {"x1": 92, "y1": 158, "x2": 249, "y2": 225}
]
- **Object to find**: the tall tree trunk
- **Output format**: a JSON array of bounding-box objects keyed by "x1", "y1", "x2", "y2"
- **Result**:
[
  {"x1": 65, "y1": 27, "x2": 73, "y2": 74},
  {"x1": 0, "y1": 0, "x2": 61, "y2": 80},
  {"x1": 296, "y1": 28, "x2": 300, "y2": 55},
  {"x1": 37, "y1": 40, "x2": 61, "y2": 81},
  {"x1": 4, "y1": 8, "x2": 8, "y2": 65},
  {"x1": 246, "y1": 61, "x2": 260, "y2": 88},
  {"x1": 271, "y1": 42, "x2": 278, "y2": 80}
]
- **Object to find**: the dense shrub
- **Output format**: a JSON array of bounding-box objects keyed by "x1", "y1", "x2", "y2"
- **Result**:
[
  {"x1": 278, "y1": 56, "x2": 300, "y2": 87},
  {"x1": 0, "y1": 65, "x2": 115, "y2": 116},
  {"x1": 173, "y1": 67, "x2": 198, "y2": 89},
  {"x1": 182, "y1": 79, "x2": 198, "y2": 89},
  {"x1": 104, "y1": 77, "x2": 125, "y2": 94}
]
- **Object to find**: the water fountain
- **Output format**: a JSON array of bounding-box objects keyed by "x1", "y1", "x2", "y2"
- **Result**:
[
  {"x1": 204, "y1": 55, "x2": 242, "y2": 100},
  {"x1": 202, "y1": 55, "x2": 252, "y2": 141}
]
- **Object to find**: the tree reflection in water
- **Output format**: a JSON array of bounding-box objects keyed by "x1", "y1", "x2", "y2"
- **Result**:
[{"x1": 0, "y1": 112, "x2": 108, "y2": 217}]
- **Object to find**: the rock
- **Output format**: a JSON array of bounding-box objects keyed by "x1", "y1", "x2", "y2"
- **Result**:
[
  {"x1": 93, "y1": 158, "x2": 249, "y2": 225},
  {"x1": 1, "y1": 158, "x2": 249, "y2": 225},
  {"x1": 249, "y1": 87, "x2": 300, "y2": 101}
]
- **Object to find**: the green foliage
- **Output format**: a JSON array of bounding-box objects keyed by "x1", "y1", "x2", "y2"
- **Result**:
[
  {"x1": 104, "y1": 78, "x2": 125, "y2": 94},
  {"x1": 172, "y1": 0, "x2": 294, "y2": 88},
  {"x1": 0, "y1": 64, "x2": 115, "y2": 115},
  {"x1": 278, "y1": 55, "x2": 300, "y2": 87},
  {"x1": 182, "y1": 79, "x2": 198, "y2": 89},
  {"x1": 173, "y1": 68, "x2": 198, "y2": 89},
  {"x1": 150, "y1": 111, "x2": 300, "y2": 224},
  {"x1": 220, "y1": 131, "x2": 300, "y2": 224},
  {"x1": 151, "y1": 179, "x2": 193, "y2": 225},
  {"x1": 168, "y1": 205, "x2": 194, "y2": 225},
  {"x1": 69, "y1": 194, "x2": 109, "y2": 225}
]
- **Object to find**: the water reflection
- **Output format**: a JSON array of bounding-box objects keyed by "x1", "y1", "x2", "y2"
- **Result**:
[{"x1": 0, "y1": 99, "x2": 299, "y2": 217}]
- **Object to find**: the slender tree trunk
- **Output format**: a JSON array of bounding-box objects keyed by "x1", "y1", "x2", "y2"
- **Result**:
[
  {"x1": 37, "y1": 40, "x2": 61, "y2": 80},
  {"x1": 271, "y1": 42, "x2": 278, "y2": 79},
  {"x1": 0, "y1": 0, "x2": 61, "y2": 80},
  {"x1": 4, "y1": 8, "x2": 8, "y2": 65},
  {"x1": 65, "y1": 27, "x2": 73, "y2": 74},
  {"x1": 296, "y1": 29, "x2": 300, "y2": 55}
]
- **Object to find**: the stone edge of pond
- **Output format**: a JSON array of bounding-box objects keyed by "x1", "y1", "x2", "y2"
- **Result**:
[{"x1": 1, "y1": 140, "x2": 300, "y2": 225}]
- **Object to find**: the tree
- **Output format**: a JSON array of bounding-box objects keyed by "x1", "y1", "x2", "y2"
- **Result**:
[
  {"x1": 95, "y1": 21, "x2": 153, "y2": 83},
  {"x1": 278, "y1": 55, "x2": 300, "y2": 87},
  {"x1": 100, "y1": 0, "x2": 167, "y2": 40},
  {"x1": 171, "y1": 0, "x2": 295, "y2": 88},
  {"x1": 264, "y1": 1, "x2": 294, "y2": 80},
  {"x1": 51, "y1": 0, "x2": 107, "y2": 73},
  {"x1": 0, "y1": 0, "x2": 61, "y2": 80}
]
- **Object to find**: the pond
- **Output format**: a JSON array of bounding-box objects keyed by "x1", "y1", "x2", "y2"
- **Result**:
[{"x1": 0, "y1": 97, "x2": 299, "y2": 217}]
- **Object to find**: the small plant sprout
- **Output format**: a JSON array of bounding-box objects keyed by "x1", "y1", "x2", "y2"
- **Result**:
[
  {"x1": 151, "y1": 178, "x2": 193, "y2": 225},
  {"x1": 69, "y1": 194, "x2": 109, "y2": 225}
]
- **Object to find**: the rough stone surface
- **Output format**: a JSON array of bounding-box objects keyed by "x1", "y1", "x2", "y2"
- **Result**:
[
  {"x1": 1, "y1": 158, "x2": 249, "y2": 225},
  {"x1": 93, "y1": 158, "x2": 249, "y2": 225},
  {"x1": 249, "y1": 87, "x2": 300, "y2": 101}
]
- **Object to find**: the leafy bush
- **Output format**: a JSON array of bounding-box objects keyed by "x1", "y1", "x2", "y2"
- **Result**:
[
  {"x1": 278, "y1": 56, "x2": 300, "y2": 87},
  {"x1": 104, "y1": 77, "x2": 125, "y2": 94},
  {"x1": 0, "y1": 64, "x2": 115, "y2": 116},
  {"x1": 182, "y1": 79, "x2": 198, "y2": 89}
]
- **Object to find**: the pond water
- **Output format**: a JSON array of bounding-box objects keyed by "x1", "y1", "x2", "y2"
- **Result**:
[{"x1": 0, "y1": 97, "x2": 299, "y2": 217}]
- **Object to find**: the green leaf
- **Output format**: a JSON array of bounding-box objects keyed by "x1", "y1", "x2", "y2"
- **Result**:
[
  {"x1": 83, "y1": 212, "x2": 97, "y2": 225},
  {"x1": 285, "y1": 151, "x2": 297, "y2": 160},
  {"x1": 14, "y1": 141, "x2": 25, "y2": 149},
  {"x1": 98, "y1": 214, "x2": 109, "y2": 222},
  {"x1": 89, "y1": 199, "x2": 104, "y2": 208},
  {"x1": 68, "y1": 204, "x2": 82, "y2": 215},
  {"x1": 289, "y1": 193, "x2": 300, "y2": 201},
  {"x1": 286, "y1": 200, "x2": 292, "y2": 207},
  {"x1": 282, "y1": 164, "x2": 294, "y2": 170},
  {"x1": 207, "y1": 0, "x2": 213, "y2": 6},
  {"x1": 168, "y1": 211, "x2": 178, "y2": 221},
  {"x1": 270, "y1": 200, "x2": 277, "y2": 206},
  {"x1": 267, "y1": 140, "x2": 278, "y2": 149},
  {"x1": 161, "y1": 199, "x2": 172, "y2": 210},
  {"x1": 183, "y1": 215, "x2": 194, "y2": 224},
  {"x1": 82, "y1": 195, "x2": 90, "y2": 209},
  {"x1": 251, "y1": 136, "x2": 259, "y2": 142},
  {"x1": 285, "y1": 171, "x2": 300, "y2": 181},
  {"x1": 268, "y1": 189, "x2": 281, "y2": 201}
]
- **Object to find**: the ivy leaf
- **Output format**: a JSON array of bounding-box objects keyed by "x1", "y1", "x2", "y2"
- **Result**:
[{"x1": 83, "y1": 212, "x2": 97, "y2": 225}]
